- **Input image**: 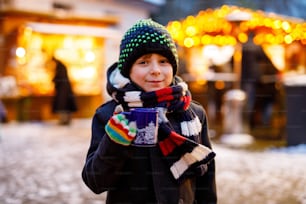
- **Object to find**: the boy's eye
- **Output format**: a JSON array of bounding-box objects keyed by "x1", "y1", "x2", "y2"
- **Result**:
[
  {"x1": 160, "y1": 59, "x2": 169, "y2": 64},
  {"x1": 138, "y1": 60, "x2": 147, "y2": 64}
]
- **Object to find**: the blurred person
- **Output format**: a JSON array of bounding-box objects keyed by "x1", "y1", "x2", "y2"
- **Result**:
[
  {"x1": 254, "y1": 49, "x2": 279, "y2": 126},
  {"x1": 82, "y1": 19, "x2": 217, "y2": 204},
  {"x1": 241, "y1": 36, "x2": 261, "y2": 128},
  {"x1": 0, "y1": 99, "x2": 8, "y2": 123},
  {"x1": 207, "y1": 60, "x2": 231, "y2": 128},
  {"x1": 0, "y1": 75, "x2": 8, "y2": 123},
  {"x1": 51, "y1": 56, "x2": 77, "y2": 125}
]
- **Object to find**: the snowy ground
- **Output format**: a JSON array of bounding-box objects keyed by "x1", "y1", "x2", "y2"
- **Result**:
[
  {"x1": 214, "y1": 143, "x2": 306, "y2": 204},
  {"x1": 0, "y1": 119, "x2": 306, "y2": 204}
]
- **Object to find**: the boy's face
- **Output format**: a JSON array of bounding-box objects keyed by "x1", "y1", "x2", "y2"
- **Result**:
[{"x1": 130, "y1": 53, "x2": 173, "y2": 92}]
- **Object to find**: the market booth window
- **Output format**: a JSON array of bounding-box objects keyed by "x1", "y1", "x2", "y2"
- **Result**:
[
  {"x1": 1, "y1": 22, "x2": 118, "y2": 121},
  {"x1": 12, "y1": 25, "x2": 104, "y2": 96}
]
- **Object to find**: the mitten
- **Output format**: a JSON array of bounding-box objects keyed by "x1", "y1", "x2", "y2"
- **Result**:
[{"x1": 105, "y1": 113, "x2": 136, "y2": 146}]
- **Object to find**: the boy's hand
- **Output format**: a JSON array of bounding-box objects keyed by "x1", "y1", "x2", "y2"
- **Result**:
[{"x1": 105, "y1": 113, "x2": 136, "y2": 146}]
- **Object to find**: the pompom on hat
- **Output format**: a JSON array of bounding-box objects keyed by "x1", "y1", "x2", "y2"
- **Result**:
[{"x1": 118, "y1": 19, "x2": 178, "y2": 77}]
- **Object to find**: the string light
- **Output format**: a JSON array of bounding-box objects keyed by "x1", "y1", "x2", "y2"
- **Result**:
[{"x1": 167, "y1": 5, "x2": 306, "y2": 47}]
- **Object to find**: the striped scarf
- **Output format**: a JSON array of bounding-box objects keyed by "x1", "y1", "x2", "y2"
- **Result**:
[{"x1": 107, "y1": 63, "x2": 215, "y2": 182}]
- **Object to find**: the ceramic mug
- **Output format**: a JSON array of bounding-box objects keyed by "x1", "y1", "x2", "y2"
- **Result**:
[{"x1": 123, "y1": 108, "x2": 158, "y2": 147}]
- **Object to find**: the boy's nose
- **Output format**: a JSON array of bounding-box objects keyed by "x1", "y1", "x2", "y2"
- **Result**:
[{"x1": 150, "y1": 62, "x2": 161, "y2": 74}]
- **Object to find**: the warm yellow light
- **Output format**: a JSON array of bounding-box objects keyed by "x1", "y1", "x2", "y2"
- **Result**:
[
  {"x1": 186, "y1": 26, "x2": 197, "y2": 36},
  {"x1": 184, "y1": 37, "x2": 194, "y2": 48},
  {"x1": 176, "y1": 32, "x2": 185, "y2": 43},
  {"x1": 29, "y1": 35, "x2": 43, "y2": 50},
  {"x1": 282, "y1": 21, "x2": 291, "y2": 32},
  {"x1": 71, "y1": 66, "x2": 96, "y2": 80},
  {"x1": 227, "y1": 36, "x2": 237, "y2": 45},
  {"x1": 17, "y1": 58, "x2": 27, "y2": 65},
  {"x1": 85, "y1": 51, "x2": 96, "y2": 62},
  {"x1": 222, "y1": 23, "x2": 232, "y2": 34},
  {"x1": 219, "y1": 5, "x2": 231, "y2": 17},
  {"x1": 77, "y1": 38, "x2": 94, "y2": 49},
  {"x1": 275, "y1": 35, "x2": 284, "y2": 44},
  {"x1": 16, "y1": 47, "x2": 26, "y2": 58},
  {"x1": 215, "y1": 80, "x2": 225, "y2": 90},
  {"x1": 63, "y1": 36, "x2": 74, "y2": 48},
  {"x1": 284, "y1": 34, "x2": 293, "y2": 44},
  {"x1": 197, "y1": 79, "x2": 207, "y2": 86},
  {"x1": 239, "y1": 22, "x2": 249, "y2": 32},
  {"x1": 263, "y1": 44, "x2": 285, "y2": 71},
  {"x1": 171, "y1": 21, "x2": 181, "y2": 30},
  {"x1": 234, "y1": 48, "x2": 242, "y2": 62},
  {"x1": 192, "y1": 36, "x2": 201, "y2": 46},
  {"x1": 238, "y1": 33, "x2": 248, "y2": 43},
  {"x1": 253, "y1": 34, "x2": 264, "y2": 45},
  {"x1": 185, "y1": 15, "x2": 196, "y2": 25},
  {"x1": 167, "y1": 5, "x2": 306, "y2": 48},
  {"x1": 213, "y1": 35, "x2": 228, "y2": 45},
  {"x1": 201, "y1": 35, "x2": 212, "y2": 45},
  {"x1": 264, "y1": 34, "x2": 274, "y2": 44},
  {"x1": 263, "y1": 18, "x2": 272, "y2": 27},
  {"x1": 273, "y1": 20, "x2": 282, "y2": 29},
  {"x1": 24, "y1": 27, "x2": 33, "y2": 38}
]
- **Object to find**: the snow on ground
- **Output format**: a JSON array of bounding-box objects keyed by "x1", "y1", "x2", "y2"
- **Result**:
[
  {"x1": 0, "y1": 120, "x2": 306, "y2": 204},
  {"x1": 214, "y1": 142, "x2": 306, "y2": 204}
]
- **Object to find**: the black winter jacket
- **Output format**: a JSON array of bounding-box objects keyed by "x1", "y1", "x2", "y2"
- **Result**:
[{"x1": 82, "y1": 100, "x2": 217, "y2": 204}]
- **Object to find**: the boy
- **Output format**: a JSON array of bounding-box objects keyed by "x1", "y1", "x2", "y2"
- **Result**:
[{"x1": 82, "y1": 19, "x2": 217, "y2": 204}]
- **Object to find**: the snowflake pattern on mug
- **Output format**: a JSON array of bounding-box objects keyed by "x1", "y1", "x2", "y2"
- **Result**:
[{"x1": 133, "y1": 121, "x2": 157, "y2": 145}]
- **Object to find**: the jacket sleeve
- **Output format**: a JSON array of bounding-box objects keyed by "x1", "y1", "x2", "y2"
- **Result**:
[
  {"x1": 193, "y1": 102, "x2": 218, "y2": 204},
  {"x1": 81, "y1": 103, "x2": 133, "y2": 194}
]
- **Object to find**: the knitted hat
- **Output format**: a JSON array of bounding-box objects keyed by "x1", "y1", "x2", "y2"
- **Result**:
[{"x1": 118, "y1": 19, "x2": 178, "y2": 77}]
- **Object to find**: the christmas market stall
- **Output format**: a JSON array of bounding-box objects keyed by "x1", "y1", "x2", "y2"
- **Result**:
[
  {"x1": 166, "y1": 5, "x2": 306, "y2": 143},
  {"x1": 0, "y1": 8, "x2": 120, "y2": 121}
]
